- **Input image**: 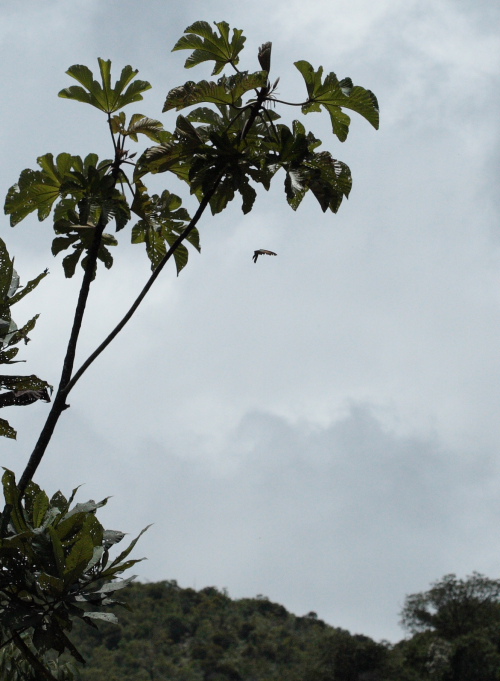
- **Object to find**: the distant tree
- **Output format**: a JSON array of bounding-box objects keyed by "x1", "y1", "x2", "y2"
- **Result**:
[
  {"x1": 1, "y1": 19, "x2": 379, "y2": 678},
  {"x1": 303, "y1": 628, "x2": 389, "y2": 681},
  {"x1": 398, "y1": 573, "x2": 500, "y2": 681},
  {"x1": 400, "y1": 572, "x2": 500, "y2": 640}
]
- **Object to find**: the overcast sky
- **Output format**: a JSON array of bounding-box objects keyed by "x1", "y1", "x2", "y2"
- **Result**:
[{"x1": 1, "y1": 0, "x2": 500, "y2": 642}]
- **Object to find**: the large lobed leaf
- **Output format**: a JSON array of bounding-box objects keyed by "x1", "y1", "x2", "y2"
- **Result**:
[
  {"x1": 163, "y1": 71, "x2": 267, "y2": 112},
  {"x1": 58, "y1": 58, "x2": 151, "y2": 114},
  {"x1": 172, "y1": 20, "x2": 246, "y2": 75},
  {"x1": 295, "y1": 60, "x2": 379, "y2": 142},
  {"x1": 110, "y1": 111, "x2": 169, "y2": 143},
  {"x1": 131, "y1": 184, "x2": 196, "y2": 275}
]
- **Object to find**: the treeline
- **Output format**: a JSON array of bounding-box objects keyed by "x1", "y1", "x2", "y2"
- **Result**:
[{"x1": 69, "y1": 573, "x2": 500, "y2": 680}]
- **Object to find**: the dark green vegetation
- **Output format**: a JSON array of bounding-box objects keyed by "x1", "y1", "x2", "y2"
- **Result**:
[
  {"x1": 70, "y1": 580, "x2": 391, "y2": 681},
  {"x1": 66, "y1": 573, "x2": 500, "y2": 681}
]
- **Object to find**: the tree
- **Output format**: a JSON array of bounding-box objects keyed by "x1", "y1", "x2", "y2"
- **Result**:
[
  {"x1": 0, "y1": 19, "x2": 378, "y2": 677},
  {"x1": 401, "y1": 572, "x2": 500, "y2": 640},
  {"x1": 399, "y1": 573, "x2": 500, "y2": 681}
]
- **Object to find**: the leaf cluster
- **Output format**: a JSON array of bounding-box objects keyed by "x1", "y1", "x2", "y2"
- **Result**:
[
  {"x1": 134, "y1": 19, "x2": 379, "y2": 217},
  {"x1": 0, "y1": 238, "x2": 51, "y2": 439},
  {"x1": 4, "y1": 21, "x2": 379, "y2": 281},
  {"x1": 5, "y1": 153, "x2": 127, "y2": 278},
  {"x1": 0, "y1": 469, "x2": 148, "y2": 669},
  {"x1": 131, "y1": 180, "x2": 197, "y2": 274}
]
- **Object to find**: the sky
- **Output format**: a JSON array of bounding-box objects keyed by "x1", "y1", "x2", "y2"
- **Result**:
[{"x1": 1, "y1": 0, "x2": 499, "y2": 643}]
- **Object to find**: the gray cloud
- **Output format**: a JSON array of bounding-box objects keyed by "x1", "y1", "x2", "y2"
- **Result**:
[{"x1": 23, "y1": 404, "x2": 498, "y2": 641}]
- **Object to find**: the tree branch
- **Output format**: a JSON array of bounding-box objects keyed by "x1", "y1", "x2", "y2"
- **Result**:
[
  {"x1": 11, "y1": 631, "x2": 59, "y2": 681},
  {"x1": 64, "y1": 175, "x2": 223, "y2": 396},
  {"x1": 17, "y1": 218, "x2": 107, "y2": 495}
]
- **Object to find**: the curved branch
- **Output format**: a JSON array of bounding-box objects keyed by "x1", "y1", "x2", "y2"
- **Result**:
[{"x1": 64, "y1": 175, "x2": 223, "y2": 396}]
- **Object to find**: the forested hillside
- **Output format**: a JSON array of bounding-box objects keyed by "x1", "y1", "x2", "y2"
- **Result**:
[
  {"x1": 68, "y1": 574, "x2": 500, "y2": 680},
  {"x1": 71, "y1": 580, "x2": 390, "y2": 680}
]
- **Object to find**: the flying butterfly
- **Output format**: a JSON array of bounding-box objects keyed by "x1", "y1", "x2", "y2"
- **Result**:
[{"x1": 253, "y1": 249, "x2": 277, "y2": 263}]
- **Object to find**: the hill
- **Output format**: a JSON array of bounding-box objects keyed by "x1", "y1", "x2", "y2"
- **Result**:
[{"x1": 70, "y1": 580, "x2": 391, "y2": 680}]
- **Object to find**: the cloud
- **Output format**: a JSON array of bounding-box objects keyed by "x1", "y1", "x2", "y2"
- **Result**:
[{"x1": 18, "y1": 402, "x2": 496, "y2": 642}]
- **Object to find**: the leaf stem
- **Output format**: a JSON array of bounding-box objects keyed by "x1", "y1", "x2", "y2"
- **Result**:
[{"x1": 269, "y1": 97, "x2": 308, "y2": 107}]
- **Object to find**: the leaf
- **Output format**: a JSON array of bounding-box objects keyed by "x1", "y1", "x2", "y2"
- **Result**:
[
  {"x1": 294, "y1": 60, "x2": 379, "y2": 141},
  {"x1": 103, "y1": 529, "x2": 126, "y2": 548},
  {"x1": 62, "y1": 248, "x2": 83, "y2": 279},
  {"x1": 4, "y1": 314, "x2": 40, "y2": 347},
  {"x1": 32, "y1": 490, "x2": 50, "y2": 528},
  {"x1": 238, "y1": 180, "x2": 257, "y2": 214},
  {"x1": 98, "y1": 557, "x2": 144, "y2": 580},
  {"x1": 0, "y1": 348, "x2": 20, "y2": 364},
  {"x1": 0, "y1": 373, "x2": 49, "y2": 391},
  {"x1": 172, "y1": 20, "x2": 246, "y2": 75},
  {"x1": 48, "y1": 526, "x2": 66, "y2": 577},
  {"x1": 107, "y1": 524, "x2": 151, "y2": 571},
  {"x1": 308, "y1": 153, "x2": 352, "y2": 212},
  {"x1": 37, "y1": 572, "x2": 65, "y2": 597},
  {"x1": 126, "y1": 114, "x2": 166, "y2": 143},
  {"x1": 131, "y1": 186, "x2": 195, "y2": 273},
  {"x1": 63, "y1": 497, "x2": 109, "y2": 520},
  {"x1": 65, "y1": 534, "x2": 95, "y2": 577},
  {"x1": 55, "y1": 512, "x2": 86, "y2": 543},
  {"x1": 52, "y1": 235, "x2": 79, "y2": 256},
  {"x1": 4, "y1": 154, "x2": 78, "y2": 226},
  {"x1": 85, "y1": 545, "x2": 104, "y2": 571},
  {"x1": 50, "y1": 490, "x2": 69, "y2": 514},
  {"x1": 2, "y1": 469, "x2": 29, "y2": 532},
  {"x1": 0, "y1": 417, "x2": 16, "y2": 439},
  {"x1": 0, "y1": 238, "x2": 14, "y2": 304},
  {"x1": 83, "y1": 611, "x2": 118, "y2": 623},
  {"x1": 283, "y1": 152, "x2": 352, "y2": 213},
  {"x1": 7, "y1": 268, "x2": 49, "y2": 307},
  {"x1": 163, "y1": 71, "x2": 266, "y2": 112},
  {"x1": 258, "y1": 42, "x2": 272, "y2": 73},
  {"x1": 164, "y1": 233, "x2": 189, "y2": 275},
  {"x1": 59, "y1": 59, "x2": 151, "y2": 114},
  {"x1": 92, "y1": 574, "x2": 137, "y2": 594}
]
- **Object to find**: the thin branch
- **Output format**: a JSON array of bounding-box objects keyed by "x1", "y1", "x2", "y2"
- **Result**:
[
  {"x1": 64, "y1": 175, "x2": 223, "y2": 396},
  {"x1": 17, "y1": 218, "x2": 107, "y2": 495},
  {"x1": 107, "y1": 113, "x2": 119, "y2": 156}
]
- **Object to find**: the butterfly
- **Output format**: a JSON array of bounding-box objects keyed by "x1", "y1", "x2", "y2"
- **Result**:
[{"x1": 253, "y1": 249, "x2": 277, "y2": 263}]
